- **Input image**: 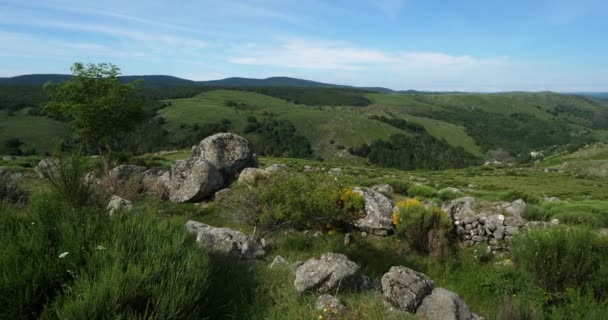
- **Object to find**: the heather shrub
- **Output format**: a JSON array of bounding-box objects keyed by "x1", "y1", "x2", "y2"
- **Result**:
[
  {"x1": 393, "y1": 197, "x2": 452, "y2": 258},
  {"x1": 220, "y1": 172, "x2": 364, "y2": 234}
]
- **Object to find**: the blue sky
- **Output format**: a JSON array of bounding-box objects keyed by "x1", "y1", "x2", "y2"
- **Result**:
[{"x1": 0, "y1": 0, "x2": 607, "y2": 91}]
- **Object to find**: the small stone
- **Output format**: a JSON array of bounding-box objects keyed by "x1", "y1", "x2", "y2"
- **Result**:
[
  {"x1": 315, "y1": 294, "x2": 347, "y2": 316},
  {"x1": 361, "y1": 232, "x2": 367, "y2": 237},
  {"x1": 344, "y1": 233, "x2": 352, "y2": 246},
  {"x1": 472, "y1": 236, "x2": 484, "y2": 242},
  {"x1": 270, "y1": 255, "x2": 288, "y2": 268}
]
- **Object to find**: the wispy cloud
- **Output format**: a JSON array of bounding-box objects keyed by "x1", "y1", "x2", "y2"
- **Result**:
[
  {"x1": 229, "y1": 37, "x2": 507, "y2": 71},
  {"x1": 371, "y1": 0, "x2": 407, "y2": 18}
]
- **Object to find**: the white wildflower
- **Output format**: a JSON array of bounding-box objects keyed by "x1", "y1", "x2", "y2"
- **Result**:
[
  {"x1": 95, "y1": 245, "x2": 106, "y2": 250},
  {"x1": 58, "y1": 252, "x2": 69, "y2": 258}
]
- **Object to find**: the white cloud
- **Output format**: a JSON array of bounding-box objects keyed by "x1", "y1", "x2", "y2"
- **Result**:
[{"x1": 229, "y1": 37, "x2": 507, "y2": 72}]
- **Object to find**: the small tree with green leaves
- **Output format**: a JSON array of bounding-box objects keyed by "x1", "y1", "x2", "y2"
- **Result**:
[{"x1": 44, "y1": 63, "x2": 144, "y2": 170}]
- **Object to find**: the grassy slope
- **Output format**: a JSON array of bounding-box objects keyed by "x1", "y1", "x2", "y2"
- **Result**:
[
  {"x1": 0, "y1": 110, "x2": 70, "y2": 154},
  {"x1": 159, "y1": 90, "x2": 406, "y2": 162}
]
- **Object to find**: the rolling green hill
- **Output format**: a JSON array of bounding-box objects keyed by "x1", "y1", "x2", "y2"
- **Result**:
[{"x1": 1, "y1": 82, "x2": 607, "y2": 169}]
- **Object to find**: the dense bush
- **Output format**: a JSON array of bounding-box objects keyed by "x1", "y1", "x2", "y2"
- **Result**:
[
  {"x1": 40, "y1": 152, "x2": 94, "y2": 208},
  {"x1": 246, "y1": 116, "x2": 313, "y2": 158},
  {"x1": 437, "y1": 188, "x2": 463, "y2": 201},
  {"x1": 220, "y1": 172, "x2": 364, "y2": 234},
  {"x1": 386, "y1": 180, "x2": 410, "y2": 195},
  {"x1": 393, "y1": 198, "x2": 452, "y2": 258},
  {"x1": 511, "y1": 226, "x2": 608, "y2": 300},
  {"x1": 350, "y1": 134, "x2": 480, "y2": 170},
  {"x1": 407, "y1": 184, "x2": 437, "y2": 198}
]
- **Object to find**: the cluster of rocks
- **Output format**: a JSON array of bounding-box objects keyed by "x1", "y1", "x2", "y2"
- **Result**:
[
  {"x1": 170, "y1": 133, "x2": 257, "y2": 203},
  {"x1": 290, "y1": 252, "x2": 482, "y2": 320},
  {"x1": 442, "y1": 196, "x2": 558, "y2": 253}
]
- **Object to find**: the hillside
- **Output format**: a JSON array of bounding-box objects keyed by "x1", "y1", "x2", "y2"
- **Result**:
[
  {"x1": 0, "y1": 74, "x2": 392, "y2": 91},
  {"x1": 1, "y1": 84, "x2": 607, "y2": 168}
]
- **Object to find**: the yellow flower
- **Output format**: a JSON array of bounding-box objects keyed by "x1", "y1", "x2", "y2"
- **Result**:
[
  {"x1": 392, "y1": 211, "x2": 400, "y2": 225},
  {"x1": 318, "y1": 315, "x2": 323, "y2": 319},
  {"x1": 328, "y1": 230, "x2": 336, "y2": 235},
  {"x1": 396, "y1": 197, "x2": 421, "y2": 209}
]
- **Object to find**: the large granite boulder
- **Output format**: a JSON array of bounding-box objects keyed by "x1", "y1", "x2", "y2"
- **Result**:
[
  {"x1": 381, "y1": 266, "x2": 434, "y2": 313},
  {"x1": 442, "y1": 197, "x2": 477, "y2": 221},
  {"x1": 185, "y1": 220, "x2": 266, "y2": 259},
  {"x1": 352, "y1": 187, "x2": 394, "y2": 236},
  {"x1": 416, "y1": 288, "x2": 475, "y2": 320},
  {"x1": 192, "y1": 133, "x2": 257, "y2": 183},
  {"x1": 169, "y1": 158, "x2": 224, "y2": 203},
  {"x1": 294, "y1": 253, "x2": 369, "y2": 294}
]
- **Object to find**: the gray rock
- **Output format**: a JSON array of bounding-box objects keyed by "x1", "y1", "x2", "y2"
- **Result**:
[
  {"x1": 108, "y1": 164, "x2": 147, "y2": 181},
  {"x1": 169, "y1": 158, "x2": 224, "y2": 203},
  {"x1": 192, "y1": 133, "x2": 257, "y2": 183},
  {"x1": 270, "y1": 255, "x2": 288, "y2": 268},
  {"x1": 141, "y1": 168, "x2": 171, "y2": 199},
  {"x1": 36, "y1": 158, "x2": 60, "y2": 178},
  {"x1": 213, "y1": 188, "x2": 232, "y2": 203},
  {"x1": 442, "y1": 197, "x2": 477, "y2": 221},
  {"x1": 381, "y1": 266, "x2": 434, "y2": 313},
  {"x1": 352, "y1": 187, "x2": 394, "y2": 236},
  {"x1": 185, "y1": 220, "x2": 266, "y2": 259},
  {"x1": 344, "y1": 233, "x2": 352, "y2": 246},
  {"x1": 472, "y1": 236, "x2": 484, "y2": 242},
  {"x1": 315, "y1": 294, "x2": 347, "y2": 316},
  {"x1": 328, "y1": 168, "x2": 343, "y2": 176},
  {"x1": 294, "y1": 253, "x2": 367, "y2": 294},
  {"x1": 107, "y1": 195, "x2": 132, "y2": 215},
  {"x1": 416, "y1": 288, "x2": 475, "y2": 320},
  {"x1": 493, "y1": 226, "x2": 505, "y2": 240},
  {"x1": 265, "y1": 163, "x2": 287, "y2": 173},
  {"x1": 371, "y1": 183, "x2": 394, "y2": 194},
  {"x1": 237, "y1": 167, "x2": 268, "y2": 185}
]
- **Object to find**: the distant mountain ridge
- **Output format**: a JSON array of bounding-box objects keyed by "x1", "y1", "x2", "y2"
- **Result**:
[{"x1": 0, "y1": 74, "x2": 395, "y2": 92}]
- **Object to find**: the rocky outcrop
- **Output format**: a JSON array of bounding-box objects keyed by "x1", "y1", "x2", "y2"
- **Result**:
[
  {"x1": 108, "y1": 164, "x2": 146, "y2": 181},
  {"x1": 444, "y1": 197, "x2": 558, "y2": 254},
  {"x1": 185, "y1": 220, "x2": 266, "y2": 259},
  {"x1": 238, "y1": 164, "x2": 288, "y2": 185},
  {"x1": 169, "y1": 158, "x2": 224, "y2": 203},
  {"x1": 416, "y1": 288, "x2": 476, "y2": 320},
  {"x1": 371, "y1": 183, "x2": 394, "y2": 194},
  {"x1": 352, "y1": 188, "x2": 394, "y2": 236},
  {"x1": 107, "y1": 195, "x2": 133, "y2": 215},
  {"x1": 192, "y1": 133, "x2": 257, "y2": 183},
  {"x1": 294, "y1": 253, "x2": 370, "y2": 294},
  {"x1": 35, "y1": 158, "x2": 60, "y2": 178},
  {"x1": 381, "y1": 266, "x2": 434, "y2": 313},
  {"x1": 141, "y1": 168, "x2": 171, "y2": 199}
]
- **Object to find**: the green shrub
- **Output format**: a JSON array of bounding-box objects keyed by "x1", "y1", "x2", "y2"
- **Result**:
[
  {"x1": 500, "y1": 189, "x2": 541, "y2": 204},
  {"x1": 40, "y1": 152, "x2": 94, "y2": 208},
  {"x1": 43, "y1": 214, "x2": 211, "y2": 320},
  {"x1": 511, "y1": 226, "x2": 608, "y2": 299},
  {"x1": 0, "y1": 190, "x2": 214, "y2": 320},
  {"x1": 407, "y1": 184, "x2": 437, "y2": 198},
  {"x1": 437, "y1": 188, "x2": 463, "y2": 201},
  {"x1": 393, "y1": 198, "x2": 452, "y2": 259},
  {"x1": 523, "y1": 204, "x2": 552, "y2": 221},
  {"x1": 220, "y1": 172, "x2": 364, "y2": 234},
  {"x1": 386, "y1": 180, "x2": 410, "y2": 195},
  {"x1": 553, "y1": 211, "x2": 600, "y2": 227}
]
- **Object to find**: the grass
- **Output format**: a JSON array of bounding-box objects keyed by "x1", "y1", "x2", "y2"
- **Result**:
[{"x1": 0, "y1": 110, "x2": 71, "y2": 155}]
